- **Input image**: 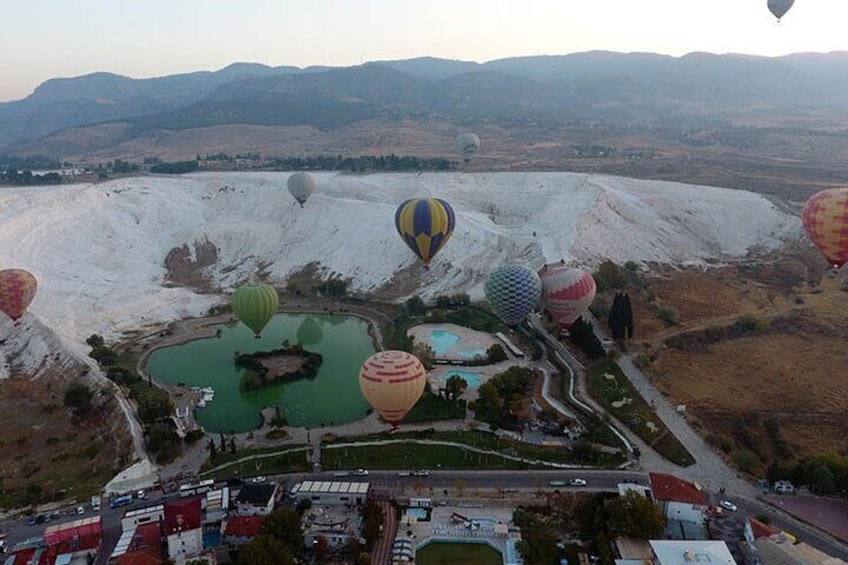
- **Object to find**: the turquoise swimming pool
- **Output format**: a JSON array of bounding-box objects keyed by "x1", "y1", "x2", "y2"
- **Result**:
[
  {"x1": 429, "y1": 330, "x2": 460, "y2": 355},
  {"x1": 442, "y1": 370, "x2": 483, "y2": 389}
]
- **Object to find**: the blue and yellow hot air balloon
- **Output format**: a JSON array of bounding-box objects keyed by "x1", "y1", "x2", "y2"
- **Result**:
[{"x1": 394, "y1": 198, "x2": 456, "y2": 267}]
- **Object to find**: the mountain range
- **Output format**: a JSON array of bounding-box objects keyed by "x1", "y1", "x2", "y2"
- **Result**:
[{"x1": 3, "y1": 51, "x2": 848, "y2": 153}]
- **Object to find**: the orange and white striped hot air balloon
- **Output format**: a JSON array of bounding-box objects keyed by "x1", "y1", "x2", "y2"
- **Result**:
[
  {"x1": 802, "y1": 188, "x2": 848, "y2": 269},
  {"x1": 358, "y1": 350, "x2": 426, "y2": 428},
  {"x1": 0, "y1": 269, "x2": 38, "y2": 322}
]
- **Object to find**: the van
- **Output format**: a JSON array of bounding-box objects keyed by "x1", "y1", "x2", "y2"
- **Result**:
[{"x1": 91, "y1": 495, "x2": 101, "y2": 512}]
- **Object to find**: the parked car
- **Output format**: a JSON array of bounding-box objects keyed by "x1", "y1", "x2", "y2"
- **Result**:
[
  {"x1": 352, "y1": 469, "x2": 369, "y2": 477},
  {"x1": 568, "y1": 478, "x2": 588, "y2": 487},
  {"x1": 719, "y1": 500, "x2": 737, "y2": 512},
  {"x1": 76, "y1": 506, "x2": 85, "y2": 516},
  {"x1": 249, "y1": 476, "x2": 267, "y2": 484},
  {"x1": 413, "y1": 470, "x2": 431, "y2": 477},
  {"x1": 136, "y1": 489, "x2": 147, "y2": 500}
]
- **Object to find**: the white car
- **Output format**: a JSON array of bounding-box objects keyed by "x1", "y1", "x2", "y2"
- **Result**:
[
  {"x1": 76, "y1": 506, "x2": 85, "y2": 516},
  {"x1": 720, "y1": 500, "x2": 737, "y2": 512},
  {"x1": 568, "y1": 478, "x2": 588, "y2": 487},
  {"x1": 352, "y1": 469, "x2": 369, "y2": 477},
  {"x1": 413, "y1": 470, "x2": 431, "y2": 477}
]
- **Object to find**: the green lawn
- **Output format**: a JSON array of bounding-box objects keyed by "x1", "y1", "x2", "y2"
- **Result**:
[
  {"x1": 586, "y1": 360, "x2": 694, "y2": 467},
  {"x1": 200, "y1": 445, "x2": 310, "y2": 479},
  {"x1": 404, "y1": 393, "x2": 466, "y2": 423},
  {"x1": 322, "y1": 443, "x2": 530, "y2": 470},
  {"x1": 416, "y1": 541, "x2": 502, "y2": 565}
]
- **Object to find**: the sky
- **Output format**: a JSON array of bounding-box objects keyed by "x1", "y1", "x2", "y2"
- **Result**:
[{"x1": 2, "y1": 0, "x2": 846, "y2": 102}]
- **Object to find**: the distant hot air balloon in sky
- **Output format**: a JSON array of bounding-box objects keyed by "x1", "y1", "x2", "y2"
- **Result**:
[
  {"x1": 395, "y1": 198, "x2": 456, "y2": 267},
  {"x1": 231, "y1": 283, "x2": 279, "y2": 338},
  {"x1": 0, "y1": 269, "x2": 37, "y2": 322},
  {"x1": 802, "y1": 187, "x2": 848, "y2": 269},
  {"x1": 767, "y1": 0, "x2": 794, "y2": 21},
  {"x1": 484, "y1": 265, "x2": 542, "y2": 327},
  {"x1": 455, "y1": 133, "x2": 480, "y2": 163},
  {"x1": 539, "y1": 265, "x2": 597, "y2": 329},
  {"x1": 359, "y1": 350, "x2": 426, "y2": 428},
  {"x1": 287, "y1": 172, "x2": 315, "y2": 208}
]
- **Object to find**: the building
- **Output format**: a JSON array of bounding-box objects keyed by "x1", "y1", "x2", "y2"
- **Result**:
[
  {"x1": 108, "y1": 521, "x2": 164, "y2": 565},
  {"x1": 617, "y1": 483, "x2": 651, "y2": 498},
  {"x1": 222, "y1": 515, "x2": 265, "y2": 547},
  {"x1": 743, "y1": 517, "x2": 845, "y2": 564},
  {"x1": 163, "y1": 496, "x2": 203, "y2": 563},
  {"x1": 41, "y1": 516, "x2": 103, "y2": 565},
  {"x1": 235, "y1": 483, "x2": 279, "y2": 516},
  {"x1": 614, "y1": 537, "x2": 654, "y2": 564},
  {"x1": 648, "y1": 473, "x2": 709, "y2": 525},
  {"x1": 649, "y1": 540, "x2": 737, "y2": 564},
  {"x1": 301, "y1": 506, "x2": 362, "y2": 550},
  {"x1": 121, "y1": 505, "x2": 164, "y2": 533},
  {"x1": 289, "y1": 481, "x2": 370, "y2": 506}
]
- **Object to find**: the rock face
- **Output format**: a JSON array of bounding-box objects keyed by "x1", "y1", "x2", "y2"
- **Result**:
[{"x1": 0, "y1": 315, "x2": 134, "y2": 508}]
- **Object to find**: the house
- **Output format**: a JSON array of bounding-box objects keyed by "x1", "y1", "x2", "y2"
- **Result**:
[
  {"x1": 614, "y1": 536, "x2": 653, "y2": 564},
  {"x1": 121, "y1": 505, "x2": 164, "y2": 532},
  {"x1": 163, "y1": 496, "x2": 203, "y2": 563},
  {"x1": 235, "y1": 483, "x2": 279, "y2": 516},
  {"x1": 288, "y1": 481, "x2": 370, "y2": 506},
  {"x1": 648, "y1": 473, "x2": 709, "y2": 525},
  {"x1": 109, "y1": 521, "x2": 165, "y2": 565},
  {"x1": 41, "y1": 516, "x2": 103, "y2": 565},
  {"x1": 743, "y1": 517, "x2": 845, "y2": 564},
  {"x1": 301, "y1": 505, "x2": 362, "y2": 550},
  {"x1": 222, "y1": 515, "x2": 265, "y2": 547},
  {"x1": 649, "y1": 540, "x2": 737, "y2": 564}
]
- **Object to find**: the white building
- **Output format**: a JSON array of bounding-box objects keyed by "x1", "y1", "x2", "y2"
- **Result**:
[
  {"x1": 120, "y1": 504, "x2": 164, "y2": 532},
  {"x1": 235, "y1": 483, "x2": 279, "y2": 516},
  {"x1": 289, "y1": 481, "x2": 370, "y2": 506},
  {"x1": 650, "y1": 540, "x2": 737, "y2": 564},
  {"x1": 164, "y1": 496, "x2": 203, "y2": 563},
  {"x1": 649, "y1": 473, "x2": 709, "y2": 525}
]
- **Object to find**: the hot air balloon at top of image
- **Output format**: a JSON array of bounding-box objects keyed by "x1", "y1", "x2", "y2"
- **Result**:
[
  {"x1": 287, "y1": 172, "x2": 315, "y2": 208},
  {"x1": 802, "y1": 187, "x2": 848, "y2": 269},
  {"x1": 767, "y1": 0, "x2": 794, "y2": 21},
  {"x1": 539, "y1": 265, "x2": 597, "y2": 329},
  {"x1": 230, "y1": 282, "x2": 279, "y2": 338},
  {"x1": 0, "y1": 269, "x2": 38, "y2": 322},
  {"x1": 455, "y1": 133, "x2": 480, "y2": 163},
  {"x1": 359, "y1": 350, "x2": 426, "y2": 428},
  {"x1": 484, "y1": 265, "x2": 542, "y2": 327},
  {"x1": 395, "y1": 198, "x2": 456, "y2": 267}
]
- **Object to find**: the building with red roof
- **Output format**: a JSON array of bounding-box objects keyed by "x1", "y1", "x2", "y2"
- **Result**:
[
  {"x1": 109, "y1": 521, "x2": 164, "y2": 565},
  {"x1": 222, "y1": 515, "x2": 265, "y2": 547},
  {"x1": 163, "y1": 496, "x2": 203, "y2": 563},
  {"x1": 40, "y1": 516, "x2": 102, "y2": 565},
  {"x1": 648, "y1": 473, "x2": 709, "y2": 526}
]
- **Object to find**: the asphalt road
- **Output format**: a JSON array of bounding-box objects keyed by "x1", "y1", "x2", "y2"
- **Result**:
[{"x1": 2, "y1": 470, "x2": 847, "y2": 562}]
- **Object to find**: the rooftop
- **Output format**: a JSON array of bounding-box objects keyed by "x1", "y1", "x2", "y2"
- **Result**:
[
  {"x1": 291, "y1": 481, "x2": 370, "y2": 495},
  {"x1": 224, "y1": 516, "x2": 265, "y2": 538},
  {"x1": 748, "y1": 517, "x2": 781, "y2": 540},
  {"x1": 113, "y1": 522, "x2": 164, "y2": 565},
  {"x1": 649, "y1": 473, "x2": 708, "y2": 506},
  {"x1": 164, "y1": 496, "x2": 202, "y2": 534},
  {"x1": 235, "y1": 483, "x2": 277, "y2": 506},
  {"x1": 650, "y1": 540, "x2": 736, "y2": 564},
  {"x1": 753, "y1": 535, "x2": 847, "y2": 564}
]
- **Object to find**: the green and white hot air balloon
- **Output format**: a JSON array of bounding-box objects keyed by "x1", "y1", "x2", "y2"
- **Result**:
[{"x1": 231, "y1": 283, "x2": 279, "y2": 338}]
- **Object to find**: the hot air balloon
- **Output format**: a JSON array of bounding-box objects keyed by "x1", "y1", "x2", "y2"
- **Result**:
[
  {"x1": 359, "y1": 350, "x2": 426, "y2": 428},
  {"x1": 539, "y1": 265, "x2": 597, "y2": 329},
  {"x1": 0, "y1": 269, "x2": 37, "y2": 322},
  {"x1": 231, "y1": 283, "x2": 279, "y2": 338},
  {"x1": 296, "y1": 315, "x2": 323, "y2": 347},
  {"x1": 767, "y1": 0, "x2": 794, "y2": 21},
  {"x1": 395, "y1": 198, "x2": 456, "y2": 267},
  {"x1": 455, "y1": 133, "x2": 480, "y2": 163},
  {"x1": 802, "y1": 187, "x2": 848, "y2": 269},
  {"x1": 484, "y1": 265, "x2": 542, "y2": 327},
  {"x1": 287, "y1": 172, "x2": 315, "y2": 208}
]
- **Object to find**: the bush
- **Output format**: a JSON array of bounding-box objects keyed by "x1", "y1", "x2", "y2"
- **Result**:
[
  {"x1": 731, "y1": 449, "x2": 761, "y2": 474},
  {"x1": 184, "y1": 429, "x2": 205, "y2": 445},
  {"x1": 64, "y1": 382, "x2": 94, "y2": 419},
  {"x1": 487, "y1": 343, "x2": 507, "y2": 363},
  {"x1": 657, "y1": 307, "x2": 678, "y2": 327},
  {"x1": 624, "y1": 260, "x2": 639, "y2": 272}
]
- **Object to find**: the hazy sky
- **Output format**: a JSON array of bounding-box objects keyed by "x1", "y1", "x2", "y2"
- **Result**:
[{"x1": 2, "y1": 0, "x2": 846, "y2": 102}]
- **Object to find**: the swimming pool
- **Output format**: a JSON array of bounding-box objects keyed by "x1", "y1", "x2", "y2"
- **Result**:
[
  {"x1": 405, "y1": 507, "x2": 430, "y2": 521},
  {"x1": 442, "y1": 370, "x2": 483, "y2": 389},
  {"x1": 429, "y1": 330, "x2": 460, "y2": 356}
]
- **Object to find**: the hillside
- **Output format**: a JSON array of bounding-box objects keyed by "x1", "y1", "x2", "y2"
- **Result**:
[{"x1": 0, "y1": 171, "x2": 799, "y2": 345}]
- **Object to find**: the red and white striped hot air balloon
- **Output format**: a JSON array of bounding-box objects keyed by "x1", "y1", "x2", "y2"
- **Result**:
[
  {"x1": 358, "y1": 350, "x2": 426, "y2": 428},
  {"x1": 539, "y1": 265, "x2": 596, "y2": 329},
  {"x1": 0, "y1": 269, "x2": 38, "y2": 322}
]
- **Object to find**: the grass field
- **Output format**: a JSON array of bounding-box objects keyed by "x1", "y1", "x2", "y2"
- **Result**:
[
  {"x1": 416, "y1": 541, "x2": 502, "y2": 565},
  {"x1": 200, "y1": 446, "x2": 310, "y2": 480}
]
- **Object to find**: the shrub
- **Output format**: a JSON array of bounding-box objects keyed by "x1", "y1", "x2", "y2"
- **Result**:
[
  {"x1": 731, "y1": 449, "x2": 761, "y2": 474},
  {"x1": 184, "y1": 429, "x2": 205, "y2": 445},
  {"x1": 657, "y1": 307, "x2": 678, "y2": 327}
]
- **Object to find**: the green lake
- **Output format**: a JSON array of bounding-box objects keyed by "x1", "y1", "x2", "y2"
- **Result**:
[{"x1": 145, "y1": 313, "x2": 374, "y2": 433}]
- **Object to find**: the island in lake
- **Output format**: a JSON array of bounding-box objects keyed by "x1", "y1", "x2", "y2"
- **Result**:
[{"x1": 235, "y1": 341, "x2": 323, "y2": 390}]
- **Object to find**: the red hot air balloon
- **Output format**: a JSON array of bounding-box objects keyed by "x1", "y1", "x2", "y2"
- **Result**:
[
  {"x1": 801, "y1": 188, "x2": 848, "y2": 269},
  {"x1": 0, "y1": 269, "x2": 38, "y2": 322},
  {"x1": 539, "y1": 265, "x2": 596, "y2": 329}
]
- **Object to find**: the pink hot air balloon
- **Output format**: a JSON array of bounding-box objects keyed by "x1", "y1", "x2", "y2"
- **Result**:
[
  {"x1": 0, "y1": 269, "x2": 38, "y2": 322},
  {"x1": 539, "y1": 265, "x2": 596, "y2": 329}
]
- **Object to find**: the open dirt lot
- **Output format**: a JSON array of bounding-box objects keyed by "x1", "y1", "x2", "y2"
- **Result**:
[{"x1": 616, "y1": 259, "x2": 848, "y2": 468}]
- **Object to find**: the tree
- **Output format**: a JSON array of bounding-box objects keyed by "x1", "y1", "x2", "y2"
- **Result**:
[
  {"x1": 606, "y1": 490, "x2": 667, "y2": 539},
  {"x1": 445, "y1": 375, "x2": 468, "y2": 401},
  {"x1": 314, "y1": 535, "x2": 329, "y2": 563},
  {"x1": 404, "y1": 296, "x2": 427, "y2": 315},
  {"x1": 412, "y1": 342, "x2": 436, "y2": 371},
  {"x1": 261, "y1": 508, "x2": 303, "y2": 551},
  {"x1": 361, "y1": 501, "x2": 384, "y2": 550},
  {"x1": 207, "y1": 438, "x2": 217, "y2": 460},
  {"x1": 487, "y1": 343, "x2": 507, "y2": 363},
  {"x1": 64, "y1": 382, "x2": 94, "y2": 419},
  {"x1": 237, "y1": 534, "x2": 295, "y2": 565},
  {"x1": 229, "y1": 437, "x2": 237, "y2": 455},
  {"x1": 810, "y1": 465, "x2": 836, "y2": 494}
]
